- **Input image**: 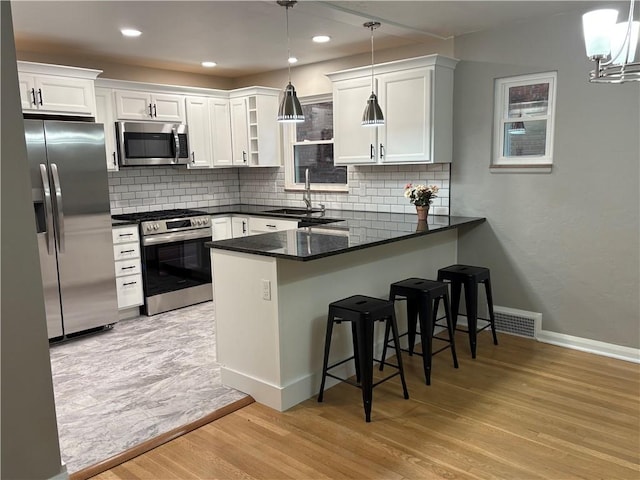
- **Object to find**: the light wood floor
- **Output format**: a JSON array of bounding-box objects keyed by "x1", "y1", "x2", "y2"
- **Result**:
[{"x1": 93, "y1": 333, "x2": 640, "y2": 479}]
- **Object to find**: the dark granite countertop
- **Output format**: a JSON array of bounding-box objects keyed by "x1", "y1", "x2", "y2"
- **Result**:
[
  {"x1": 205, "y1": 208, "x2": 484, "y2": 261},
  {"x1": 111, "y1": 218, "x2": 139, "y2": 227}
]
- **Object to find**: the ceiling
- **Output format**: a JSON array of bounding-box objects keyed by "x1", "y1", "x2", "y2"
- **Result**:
[{"x1": 11, "y1": 1, "x2": 599, "y2": 78}]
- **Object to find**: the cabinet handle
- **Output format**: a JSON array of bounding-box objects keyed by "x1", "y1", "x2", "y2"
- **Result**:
[
  {"x1": 120, "y1": 249, "x2": 135, "y2": 254},
  {"x1": 379, "y1": 144, "x2": 385, "y2": 158},
  {"x1": 242, "y1": 151, "x2": 247, "y2": 163},
  {"x1": 123, "y1": 281, "x2": 137, "y2": 286},
  {"x1": 370, "y1": 144, "x2": 375, "y2": 160},
  {"x1": 37, "y1": 89, "x2": 43, "y2": 106},
  {"x1": 242, "y1": 221, "x2": 246, "y2": 234},
  {"x1": 191, "y1": 152, "x2": 195, "y2": 163},
  {"x1": 153, "y1": 104, "x2": 157, "y2": 117},
  {"x1": 121, "y1": 266, "x2": 136, "y2": 270},
  {"x1": 112, "y1": 152, "x2": 117, "y2": 166},
  {"x1": 118, "y1": 233, "x2": 133, "y2": 237},
  {"x1": 148, "y1": 104, "x2": 153, "y2": 117},
  {"x1": 266, "y1": 224, "x2": 276, "y2": 228},
  {"x1": 30, "y1": 88, "x2": 37, "y2": 105}
]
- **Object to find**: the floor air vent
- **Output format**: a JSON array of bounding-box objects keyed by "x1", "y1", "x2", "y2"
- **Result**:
[{"x1": 493, "y1": 306, "x2": 541, "y2": 339}]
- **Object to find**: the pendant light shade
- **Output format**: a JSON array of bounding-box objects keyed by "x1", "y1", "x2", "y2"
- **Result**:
[
  {"x1": 362, "y1": 21, "x2": 384, "y2": 126},
  {"x1": 277, "y1": 0, "x2": 304, "y2": 123}
]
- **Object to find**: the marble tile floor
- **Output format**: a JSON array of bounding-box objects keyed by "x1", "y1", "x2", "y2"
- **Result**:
[{"x1": 48, "y1": 301, "x2": 248, "y2": 475}]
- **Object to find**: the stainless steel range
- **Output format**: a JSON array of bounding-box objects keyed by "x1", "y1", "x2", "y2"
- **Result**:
[{"x1": 113, "y1": 209, "x2": 212, "y2": 315}]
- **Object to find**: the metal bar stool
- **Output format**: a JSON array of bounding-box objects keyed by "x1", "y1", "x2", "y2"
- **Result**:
[
  {"x1": 318, "y1": 295, "x2": 409, "y2": 422},
  {"x1": 380, "y1": 278, "x2": 458, "y2": 385},
  {"x1": 437, "y1": 264, "x2": 498, "y2": 358}
]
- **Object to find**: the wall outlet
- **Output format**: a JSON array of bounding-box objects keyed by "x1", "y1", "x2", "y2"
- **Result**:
[{"x1": 261, "y1": 279, "x2": 271, "y2": 301}]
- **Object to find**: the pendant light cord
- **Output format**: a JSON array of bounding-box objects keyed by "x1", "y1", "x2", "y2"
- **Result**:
[
  {"x1": 370, "y1": 25, "x2": 375, "y2": 94},
  {"x1": 286, "y1": 4, "x2": 292, "y2": 84}
]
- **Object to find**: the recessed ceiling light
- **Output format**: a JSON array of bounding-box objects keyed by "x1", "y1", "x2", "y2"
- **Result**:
[
  {"x1": 312, "y1": 35, "x2": 331, "y2": 43},
  {"x1": 288, "y1": 56, "x2": 298, "y2": 64},
  {"x1": 121, "y1": 28, "x2": 142, "y2": 37},
  {"x1": 201, "y1": 61, "x2": 217, "y2": 68}
]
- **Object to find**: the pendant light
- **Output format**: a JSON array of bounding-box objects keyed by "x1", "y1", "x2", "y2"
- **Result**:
[
  {"x1": 277, "y1": 0, "x2": 304, "y2": 122},
  {"x1": 362, "y1": 21, "x2": 384, "y2": 126}
]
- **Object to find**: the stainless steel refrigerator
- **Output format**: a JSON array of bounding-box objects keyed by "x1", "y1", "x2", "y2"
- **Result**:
[{"x1": 25, "y1": 119, "x2": 118, "y2": 339}]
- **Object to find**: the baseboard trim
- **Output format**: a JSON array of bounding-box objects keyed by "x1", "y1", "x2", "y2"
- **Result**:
[
  {"x1": 536, "y1": 330, "x2": 640, "y2": 364},
  {"x1": 49, "y1": 465, "x2": 68, "y2": 480},
  {"x1": 69, "y1": 395, "x2": 254, "y2": 480}
]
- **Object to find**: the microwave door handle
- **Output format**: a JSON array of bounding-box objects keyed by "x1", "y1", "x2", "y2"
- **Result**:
[
  {"x1": 172, "y1": 127, "x2": 180, "y2": 164},
  {"x1": 39, "y1": 164, "x2": 55, "y2": 254},
  {"x1": 50, "y1": 163, "x2": 65, "y2": 253}
]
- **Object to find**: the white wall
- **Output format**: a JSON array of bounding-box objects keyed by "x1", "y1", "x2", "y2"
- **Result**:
[{"x1": 451, "y1": 6, "x2": 640, "y2": 348}]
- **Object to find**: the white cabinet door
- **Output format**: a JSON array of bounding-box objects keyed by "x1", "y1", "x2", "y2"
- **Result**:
[
  {"x1": 185, "y1": 96, "x2": 213, "y2": 168},
  {"x1": 114, "y1": 90, "x2": 185, "y2": 122},
  {"x1": 209, "y1": 98, "x2": 233, "y2": 167},
  {"x1": 332, "y1": 77, "x2": 378, "y2": 165},
  {"x1": 19, "y1": 73, "x2": 95, "y2": 115},
  {"x1": 248, "y1": 217, "x2": 299, "y2": 235},
  {"x1": 231, "y1": 216, "x2": 249, "y2": 237},
  {"x1": 115, "y1": 90, "x2": 152, "y2": 120},
  {"x1": 152, "y1": 93, "x2": 185, "y2": 122},
  {"x1": 378, "y1": 68, "x2": 432, "y2": 163},
  {"x1": 212, "y1": 216, "x2": 233, "y2": 240},
  {"x1": 95, "y1": 87, "x2": 119, "y2": 171},
  {"x1": 230, "y1": 97, "x2": 250, "y2": 166}
]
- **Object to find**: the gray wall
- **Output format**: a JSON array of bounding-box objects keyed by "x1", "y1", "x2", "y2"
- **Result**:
[
  {"x1": 452, "y1": 6, "x2": 640, "y2": 347},
  {"x1": 1, "y1": 2, "x2": 65, "y2": 478}
]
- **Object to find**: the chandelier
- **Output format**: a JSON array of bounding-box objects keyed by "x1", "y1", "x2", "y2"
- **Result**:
[{"x1": 582, "y1": 0, "x2": 639, "y2": 83}]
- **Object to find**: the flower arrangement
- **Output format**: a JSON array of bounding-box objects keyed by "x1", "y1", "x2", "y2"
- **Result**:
[{"x1": 404, "y1": 183, "x2": 439, "y2": 207}]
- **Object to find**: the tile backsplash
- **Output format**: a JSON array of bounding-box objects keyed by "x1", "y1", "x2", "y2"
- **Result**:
[{"x1": 108, "y1": 164, "x2": 450, "y2": 215}]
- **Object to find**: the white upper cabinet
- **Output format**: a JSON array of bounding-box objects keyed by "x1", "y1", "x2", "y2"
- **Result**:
[
  {"x1": 114, "y1": 89, "x2": 185, "y2": 122},
  {"x1": 94, "y1": 87, "x2": 118, "y2": 171},
  {"x1": 327, "y1": 55, "x2": 458, "y2": 165},
  {"x1": 209, "y1": 97, "x2": 233, "y2": 167},
  {"x1": 229, "y1": 87, "x2": 281, "y2": 167},
  {"x1": 17, "y1": 61, "x2": 101, "y2": 116},
  {"x1": 185, "y1": 96, "x2": 214, "y2": 168}
]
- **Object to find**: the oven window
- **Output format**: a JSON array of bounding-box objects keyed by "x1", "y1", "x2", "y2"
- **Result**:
[
  {"x1": 143, "y1": 237, "x2": 211, "y2": 296},
  {"x1": 124, "y1": 132, "x2": 174, "y2": 159}
]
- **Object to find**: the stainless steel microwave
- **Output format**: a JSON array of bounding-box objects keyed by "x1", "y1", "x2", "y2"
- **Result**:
[{"x1": 116, "y1": 121, "x2": 189, "y2": 167}]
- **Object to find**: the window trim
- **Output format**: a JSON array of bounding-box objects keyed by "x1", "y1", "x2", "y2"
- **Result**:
[
  {"x1": 283, "y1": 93, "x2": 348, "y2": 193},
  {"x1": 492, "y1": 71, "x2": 557, "y2": 169}
]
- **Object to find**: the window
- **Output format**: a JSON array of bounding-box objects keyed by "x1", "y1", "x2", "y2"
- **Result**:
[
  {"x1": 283, "y1": 94, "x2": 347, "y2": 191},
  {"x1": 492, "y1": 72, "x2": 557, "y2": 170}
]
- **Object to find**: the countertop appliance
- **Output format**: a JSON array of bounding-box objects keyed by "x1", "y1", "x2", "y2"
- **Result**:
[
  {"x1": 116, "y1": 121, "x2": 189, "y2": 167},
  {"x1": 25, "y1": 119, "x2": 118, "y2": 340},
  {"x1": 112, "y1": 209, "x2": 212, "y2": 315}
]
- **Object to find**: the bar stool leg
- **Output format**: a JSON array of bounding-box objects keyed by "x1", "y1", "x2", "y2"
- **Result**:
[
  {"x1": 484, "y1": 279, "x2": 499, "y2": 345},
  {"x1": 449, "y1": 280, "x2": 462, "y2": 331},
  {"x1": 356, "y1": 316, "x2": 375, "y2": 422},
  {"x1": 389, "y1": 311, "x2": 409, "y2": 400},
  {"x1": 417, "y1": 296, "x2": 433, "y2": 385},
  {"x1": 442, "y1": 292, "x2": 459, "y2": 368},
  {"x1": 379, "y1": 292, "x2": 395, "y2": 371},
  {"x1": 351, "y1": 321, "x2": 361, "y2": 383},
  {"x1": 318, "y1": 313, "x2": 335, "y2": 403},
  {"x1": 464, "y1": 280, "x2": 479, "y2": 359},
  {"x1": 406, "y1": 297, "x2": 419, "y2": 356}
]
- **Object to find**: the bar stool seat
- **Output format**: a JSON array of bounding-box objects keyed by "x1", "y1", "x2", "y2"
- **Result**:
[
  {"x1": 318, "y1": 295, "x2": 409, "y2": 422},
  {"x1": 437, "y1": 264, "x2": 498, "y2": 358},
  {"x1": 380, "y1": 278, "x2": 458, "y2": 385}
]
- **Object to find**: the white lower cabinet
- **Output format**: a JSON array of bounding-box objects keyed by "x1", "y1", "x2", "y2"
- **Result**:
[
  {"x1": 231, "y1": 216, "x2": 250, "y2": 237},
  {"x1": 248, "y1": 217, "x2": 299, "y2": 235},
  {"x1": 112, "y1": 225, "x2": 143, "y2": 309},
  {"x1": 211, "y1": 216, "x2": 233, "y2": 240}
]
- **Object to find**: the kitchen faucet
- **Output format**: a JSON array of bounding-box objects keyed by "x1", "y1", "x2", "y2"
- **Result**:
[{"x1": 303, "y1": 168, "x2": 312, "y2": 212}]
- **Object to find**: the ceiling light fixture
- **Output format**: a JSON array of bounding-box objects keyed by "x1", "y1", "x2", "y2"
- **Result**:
[
  {"x1": 276, "y1": 0, "x2": 304, "y2": 123},
  {"x1": 362, "y1": 21, "x2": 384, "y2": 127},
  {"x1": 120, "y1": 28, "x2": 142, "y2": 38},
  {"x1": 312, "y1": 35, "x2": 331, "y2": 43},
  {"x1": 201, "y1": 61, "x2": 217, "y2": 68},
  {"x1": 288, "y1": 56, "x2": 298, "y2": 64},
  {"x1": 582, "y1": 0, "x2": 640, "y2": 83}
]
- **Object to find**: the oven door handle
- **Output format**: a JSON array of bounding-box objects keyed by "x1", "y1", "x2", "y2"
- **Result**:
[{"x1": 143, "y1": 229, "x2": 210, "y2": 246}]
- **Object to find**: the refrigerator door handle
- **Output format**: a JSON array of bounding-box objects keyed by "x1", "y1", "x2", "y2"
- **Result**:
[
  {"x1": 50, "y1": 163, "x2": 65, "y2": 253},
  {"x1": 39, "y1": 163, "x2": 55, "y2": 254}
]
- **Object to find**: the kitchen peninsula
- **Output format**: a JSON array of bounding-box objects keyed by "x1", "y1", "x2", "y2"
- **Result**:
[{"x1": 206, "y1": 210, "x2": 484, "y2": 411}]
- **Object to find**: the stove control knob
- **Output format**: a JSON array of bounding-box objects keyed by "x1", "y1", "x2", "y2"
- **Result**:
[
  {"x1": 203, "y1": 217, "x2": 209, "y2": 224},
  {"x1": 145, "y1": 225, "x2": 152, "y2": 233},
  {"x1": 196, "y1": 219, "x2": 203, "y2": 225},
  {"x1": 154, "y1": 223, "x2": 159, "y2": 230}
]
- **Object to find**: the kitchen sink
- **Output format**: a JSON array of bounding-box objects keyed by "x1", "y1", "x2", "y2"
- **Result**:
[{"x1": 265, "y1": 208, "x2": 325, "y2": 216}]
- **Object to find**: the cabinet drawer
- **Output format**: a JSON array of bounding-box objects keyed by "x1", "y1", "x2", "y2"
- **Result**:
[
  {"x1": 114, "y1": 259, "x2": 141, "y2": 277},
  {"x1": 112, "y1": 226, "x2": 139, "y2": 244},
  {"x1": 248, "y1": 217, "x2": 299, "y2": 234},
  {"x1": 116, "y1": 274, "x2": 144, "y2": 309},
  {"x1": 113, "y1": 242, "x2": 140, "y2": 261}
]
